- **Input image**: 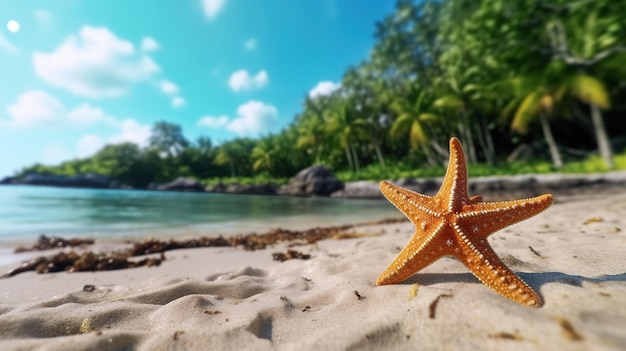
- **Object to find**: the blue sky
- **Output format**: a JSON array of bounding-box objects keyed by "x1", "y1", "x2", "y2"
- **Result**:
[{"x1": 0, "y1": 0, "x2": 396, "y2": 177}]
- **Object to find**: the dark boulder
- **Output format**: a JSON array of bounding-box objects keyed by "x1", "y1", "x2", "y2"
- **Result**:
[
  {"x1": 330, "y1": 181, "x2": 382, "y2": 199},
  {"x1": 280, "y1": 165, "x2": 343, "y2": 196},
  {"x1": 206, "y1": 182, "x2": 279, "y2": 195},
  {"x1": 205, "y1": 182, "x2": 227, "y2": 193},
  {"x1": 157, "y1": 177, "x2": 204, "y2": 192},
  {"x1": 20, "y1": 173, "x2": 111, "y2": 188},
  {"x1": 0, "y1": 176, "x2": 15, "y2": 184},
  {"x1": 225, "y1": 183, "x2": 279, "y2": 195}
]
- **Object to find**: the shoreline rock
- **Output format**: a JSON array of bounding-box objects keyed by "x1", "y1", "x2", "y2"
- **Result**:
[
  {"x1": 205, "y1": 182, "x2": 279, "y2": 195},
  {"x1": 278, "y1": 165, "x2": 344, "y2": 197},
  {"x1": 156, "y1": 177, "x2": 204, "y2": 192},
  {"x1": 3, "y1": 170, "x2": 626, "y2": 200},
  {"x1": 330, "y1": 171, "x2": 626, "y2": 200},
  {"x1": 14, "y1": 173, "x2": 113, "y2": 188}
]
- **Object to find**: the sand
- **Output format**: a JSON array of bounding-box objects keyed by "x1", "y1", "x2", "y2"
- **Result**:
[{"x1": 0, "y1": 191, "x2": 625, "y2": 350}]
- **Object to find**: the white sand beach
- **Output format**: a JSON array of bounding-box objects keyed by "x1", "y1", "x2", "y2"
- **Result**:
[{"x1": 0, "y1": 191, "x2": 625, "y2": 350}]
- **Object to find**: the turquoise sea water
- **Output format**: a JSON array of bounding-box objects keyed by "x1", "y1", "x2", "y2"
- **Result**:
[{"x1": 0, "y1": 185, "x2": 398, "y2": 248}]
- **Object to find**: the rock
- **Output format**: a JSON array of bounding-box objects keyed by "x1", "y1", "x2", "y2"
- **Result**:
[
  {"x1": 20, "y1": 173, "x2": 111, "y2": 188},
  {"x1": 157, "y1": 177, "x2": 204, "y2": 192},
  {"x1": 280, "y1": 165, "x2": 344, "y2": 197},
  {"x1": 226, "y1": 183, "x2": 279, "y2": 195},
  {"x1": 206, "y1": 182, "x2": 279, "y2": 195},
  {"x1": 0, "y1": 176, "x2": 15, "y2": 184},
  {"x1": 330, "y1": 171, "x2": 626, "y2": 200},
  {"x1": 205, "y1": 182, "x2": 227, "y2": 193},
  {"x1": 331, "y1": 181, "x2": 382, "y2": 199}
]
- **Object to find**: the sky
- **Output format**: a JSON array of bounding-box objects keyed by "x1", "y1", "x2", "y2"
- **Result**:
[{"x1": 0, "y1": 0, "x2": 397, "y2": 177}]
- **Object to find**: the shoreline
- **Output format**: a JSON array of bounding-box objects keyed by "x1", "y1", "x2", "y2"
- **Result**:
[
  {"x1": 3, "y1": 169, "x2": 626, "y2": 199},
  {"x1": 0, "y1": 191, "x2": 625, "y2": 349}
]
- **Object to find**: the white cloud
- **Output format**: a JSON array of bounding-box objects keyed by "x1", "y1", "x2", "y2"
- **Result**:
[
  {"x1": 141, "y1": 37, "x2": 160, "y2": 52},
  {"x1": 228, "y1": 101, "x2": 277, "y2": 136},
  {"x1": 75, "y1": 118, "x2": 150, "y2": 159},
  {"x1": 197, "y1": 115, "x2": 229, "y2": 128},
  {"x1": 2, "y1": 91, "x2": 118, "y2": 128},
  {"x1": 244, "y1": 38, "x2": 257, "y2": 51},
  {"x1": 33, "y1": 26, "x2": 160, "y2": 98},
  {"x1": 66, "y1": 103, "x2": 114, "y2": 125},
  {"x1": 309, "y1": 81, "x2": 340, "y2": 99},
  {"x1": 171, "y1": 96, "x2": 186, "y2": 108},
  {"x1": 109, "y1": 119, "x2": 151, "y2": 147},
  {"x1": 74, "y1": 118, "x2": 151, "y2": 159},
  {"x1": 198, "y1": 101, "x2": 277, "y2": 137},
  {"x1": 34, "y1": 10, "x2": 52, "y2": 22},
  {"x1": 202, "y1": 0, "x2": 226, "y2": 19},
  {"x1": 5, "y1": 90, "x2": 64, "y2": 127},
  {"x1": 77, "y1": 134, "x2": 105, "y2": 157},
  {"x1": 0, "y1": 33, "x2": 19, "y2": 54},
  {"x1": 228, "y1": 70, "x2": 268, "y2": 92},
  {"x1": 160, "y1": 80, "x2": 179, "y2": 94}
]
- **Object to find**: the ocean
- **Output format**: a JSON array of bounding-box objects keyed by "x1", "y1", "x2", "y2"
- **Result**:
[{"x1": 0, "y1": 185, "x2": 398, "y2": 248}]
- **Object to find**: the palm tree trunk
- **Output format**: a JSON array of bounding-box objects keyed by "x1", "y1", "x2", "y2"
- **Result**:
[
  {"x1": 539, "y1": 112, "x2": 563, "y2": 168},
  {"x1": 373, "y1": 143, "x2": 386, "y2": 167},
  {"x1": 463, "y1": 111, "x2": 478, "y2": 164},
  {"x1": 475, "y1": 113, "x2": 495, "y2": 166},
  {"x1": 344, "y1": 146, "x2": 354, "y2": 172},
  {"x1": 457, "y1": 116, "x2": 476, "y2": 164},
  {"x1": 229, "y1": 161, "x2": 235, "y2": 177},
  {"x1": 350, "y1": 145, "x2": 360, "y2": 172},
  {"x1": 422, "y1": 144, "x2": 436, "y2": 167},
  {"x1": 589, "y1": 103, "x2": 614, "y2": 169}
]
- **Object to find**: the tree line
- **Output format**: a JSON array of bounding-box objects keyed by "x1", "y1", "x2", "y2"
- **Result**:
[{"x1": 17, "y1": 0, "x2": 626, "y2": 187}]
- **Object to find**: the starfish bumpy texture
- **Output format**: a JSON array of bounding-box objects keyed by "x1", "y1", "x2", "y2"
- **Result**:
[{"x1": 376, "y1": 137, "x2": 553, "y2": 307}]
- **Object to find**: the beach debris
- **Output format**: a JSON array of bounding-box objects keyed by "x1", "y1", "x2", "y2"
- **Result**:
[
  {"x1": 408, "y1": 283, "x2": 419, "y2": 300},
  {"x1": 14, "y1": 234, "x2": 94, "y2": 253},
  {"x1": 611, "y1": 227, "x2": 621, "y2": 233},
  {"x1": 280, "y1": 295, "x2": 296, "y2": 308},
  {"x1": 487, "y1": 332, "x2": 523, "y2": 341},
  {"x1": 428, "y1": 294, "x2": 453, "y2": 319},
  {"x1": 556, "y1": 317, "x2": 583, "y2": 341},
  {"x1": 83, "y1": 284, "x2": 96, "y2": 292},
  {"x1": 302, "y1": 305, "x2": 311, "y2": 312},
  {"x1": 173, "y1": 330, "x2": 185, "y2": 341},
  {"x1": 204, "y1": 310, "x2": 221, "y2": 315},
  {"x1": 3, "y1": 217, "x2": 406, "y2": 278},
  {"x1": 0, "y1": 251, "x2": 163, "y2": 278},
  {"x1": 272, "y1": 250, "x2": 311, "y2": 262},
  {"x1": 353, "y1": 290, "x2": 364, "y2": 300},
  {"x1": 376, "y1": 138, "x2": 553, "y2": 308},
  {"x1": 583, "y1": 217, "x2": 603, "y2": 225},
  {"x1": 528, "y1": 246, "x2": 543, "y2": 258}
]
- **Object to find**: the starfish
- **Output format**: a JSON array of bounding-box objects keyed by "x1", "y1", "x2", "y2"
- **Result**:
[{"x1": 376, "y1": 137, "x2": 553, "y2": 307}]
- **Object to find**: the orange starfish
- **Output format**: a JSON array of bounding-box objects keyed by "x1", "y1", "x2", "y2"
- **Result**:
[{"x1": 376, "y1": 137, "x2": 553, "y2": 307}]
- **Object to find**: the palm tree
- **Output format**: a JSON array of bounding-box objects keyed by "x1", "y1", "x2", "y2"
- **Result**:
[
  {"x1": 389, "y1": 89, "x2": 441, "y2": 166},
  {"x1": 325, "y1": 98, "x2": 367, "y2": 172},
  {"x1": 501, "y1": 73, "x2": 564, "y2": 168},
  {"x1": 501, "y1": 61, "x2": 612, "y2": 169},
  {"x1": 251, "y1": 136, "x2": 277, "y2": 173},
  {"x1": 567, "y1": 74, "x2": 613, "y2": 168},
  {"x1": 296, "y1": 111, "x2": 326, "y2": 164}
]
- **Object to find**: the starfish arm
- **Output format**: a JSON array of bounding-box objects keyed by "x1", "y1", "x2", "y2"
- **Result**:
[
  {"x1": 376, "y1": 222, "x2": 453, "y2": 286},
  {"x1": 454, "y1": 236, "x2": 543, "y2": 307},
  {"x1": 456, "y1": 194, "x2": 553, "y2": 238},
  {"x1": 379, "y1": 181, "x2": 442, "y2": 226},
  {"x1": 437, "y1": 137, "x2": 471, "y2": 211}
]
